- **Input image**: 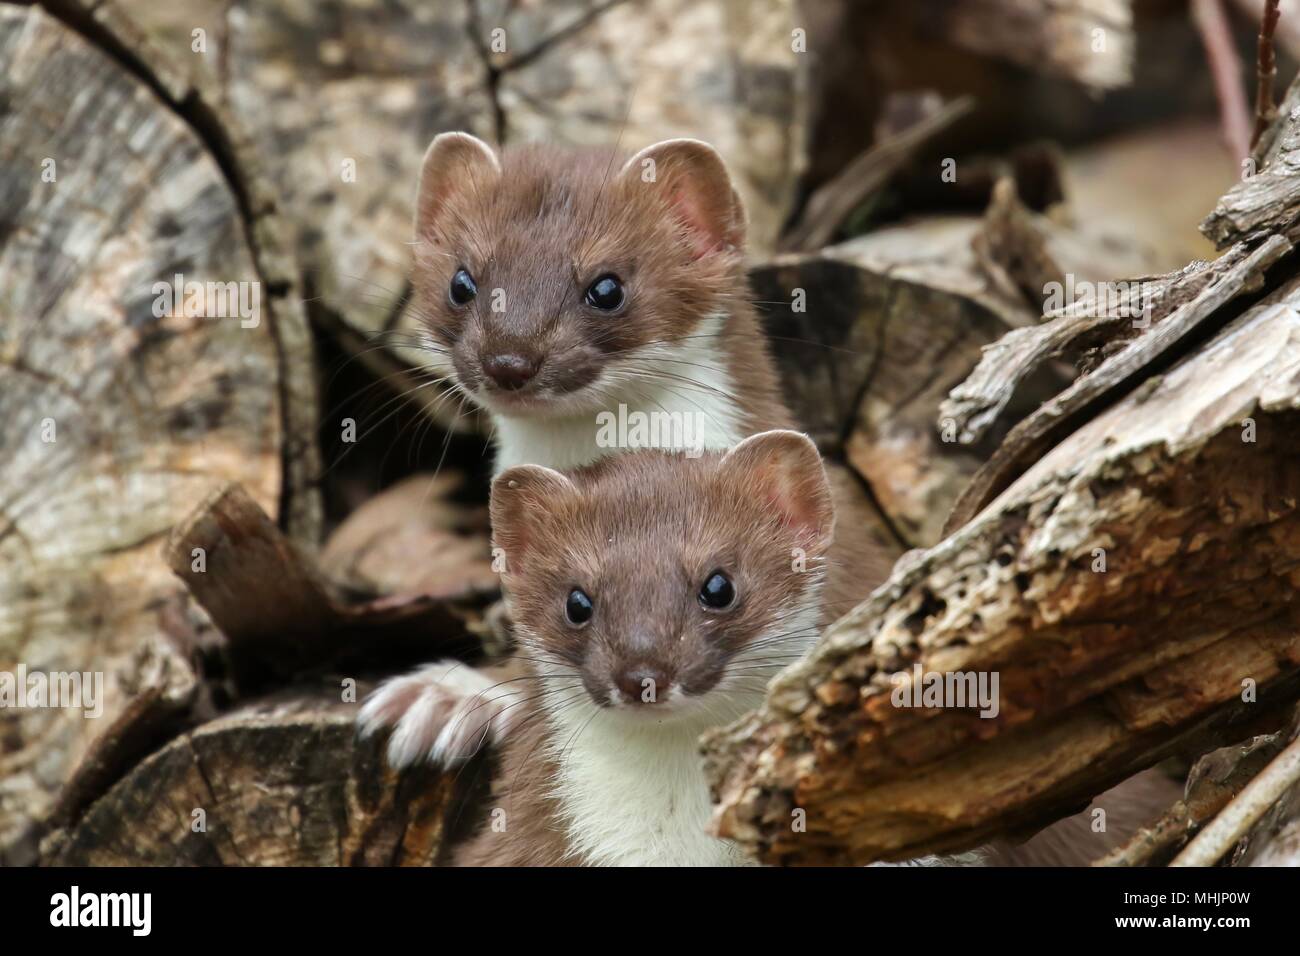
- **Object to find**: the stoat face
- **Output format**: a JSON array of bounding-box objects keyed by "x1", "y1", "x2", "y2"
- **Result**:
[
  {"x1": 489, "y1": 431, "x2": 834, "y2": 727},
  {"x1": 409, "y1": 133, "x2": 747, "y2": 421}
]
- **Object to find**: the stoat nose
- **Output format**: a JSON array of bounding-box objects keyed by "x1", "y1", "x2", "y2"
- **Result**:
[
  {"x1": 482, "y1": 353, "x2": 538, "y2": 391},
  {"x1": 614, "y1": 665, "x2": 672, "y2": 705}
]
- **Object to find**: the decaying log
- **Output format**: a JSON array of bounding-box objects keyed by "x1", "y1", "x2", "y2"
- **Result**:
[
  {"x1": 939, "y1": 239, "x2": 1279, "y2": 451},
  {"x1": 1096, "y1": 720, "x2": 1294, "y2": 866},
  {"x1": 164, "y1": 484, "x2": 488, "y2": 690},
  {"x1": 942, "y1": 233, "x2": 1290, "y2": 533},
  {"x1": 1205, "y1": 69, "x2": 1300, "y2": 247},
  {"x1": 43, "y1": 689, "x2": 464, "y2": 866},
  {"x1": 702, "y1": 278, "x2": 1300, "y2": 865},
  {"x1": 758, "y1": 208, "x2": 1153, "y2": 547},
  {"x1": 0, "y1": 2, "x2": 318, "y2": 862}
]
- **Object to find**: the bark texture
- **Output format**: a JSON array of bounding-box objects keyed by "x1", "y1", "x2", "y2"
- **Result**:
[
  {"x1": 0, "y1": 1, "x2": 317, "y2": 861},
  {"x1": 44, "y1": 689, "x2": 462, "y2": 866},
  {"x1": 703, "y1": 278, "x2": 1300, "y2": 865}
]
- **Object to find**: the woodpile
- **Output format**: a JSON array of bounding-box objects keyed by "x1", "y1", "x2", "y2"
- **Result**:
[{"x1": 5, "y1": 0, "x2": 1300, "y2": 867}]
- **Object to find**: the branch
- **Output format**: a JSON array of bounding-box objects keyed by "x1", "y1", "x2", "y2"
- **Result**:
[{"x1": 1252, "y1": 0, "x2": 1283, "y2": 151}]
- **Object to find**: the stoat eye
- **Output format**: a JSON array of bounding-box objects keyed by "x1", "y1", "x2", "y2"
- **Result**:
[
  {"x1": 565, "y1": 588, "x2": 594, "y2": 625},
  {"x1": 449, "y1": 268, "x2": 478, "y2": 305},
  {"x1": 698, "y1": 570, "x2": 736, "y2": 610},
  {"x1": 584, "y1": 274, "x2": 624, "y2": 311}
]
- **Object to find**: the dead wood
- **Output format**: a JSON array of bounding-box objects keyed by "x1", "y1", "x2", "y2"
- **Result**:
[
  {"x1": 43, "y1": 688, "x2": 465, "y2": 866},
  {"x1": 779, "y1": 97, "x2": 975, "y2": 253},
  {"x1": 1206, "y1": 69, "x2": 1300, "y2": 246},
  {"x1": 1096, "y1": 722, "x2": 1293, "y2": 866},
  {"x1": 1173, "y1": 712, "x2": 1300, "y2": 865},
  {"x1": 762, "y1": 204, "x2": 1155, "y2": 547},
  {"x1": 703, "y1": 279, "x2": 1300, "y2": 865},
  {"x1": 942, "y1": 234, "x2": 1289, "y2": 534},
  {"x1": 164, "y1": 483, "x2": 488, "y2": 690},
  {"x1": 0, "y1": 1, "x2": 318, "y2": 861}
]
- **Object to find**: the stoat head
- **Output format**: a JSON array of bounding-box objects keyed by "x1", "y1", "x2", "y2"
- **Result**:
[
  {"x1": 410, "y1": 132, "x2": 747, "y2": 418},
  {"x1": 490, "y1": 431, "x2": 833, "y2": 726}
]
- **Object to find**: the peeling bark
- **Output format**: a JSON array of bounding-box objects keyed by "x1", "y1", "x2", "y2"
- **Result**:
[
  {"x1": 942, "y1": 234, "x2": 1290, "y2": 534},
  {"x1": 703, "y1": 281, "x2": 1300, "y2": 865}
]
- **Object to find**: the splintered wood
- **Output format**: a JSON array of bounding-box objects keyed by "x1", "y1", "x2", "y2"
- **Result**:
[{"x1": 703, "y1": 285, "x2": 1300, "y2": 865}]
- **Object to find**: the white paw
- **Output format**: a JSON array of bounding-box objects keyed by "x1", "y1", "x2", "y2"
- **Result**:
[{"x1": 357, "y1": 660, "x2": 520, "y2": 768}]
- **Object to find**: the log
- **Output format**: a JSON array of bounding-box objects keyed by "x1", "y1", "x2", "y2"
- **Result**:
[
  {"x1": 942, "y1": 234, "x2": 1290, "y2": 533},
  {"x1": 43, "y1": 689, "x2": 467, "y2": 866},
  {"x1": 0, "y1": 2, "x2": 318, "y2": 863},
  {"x1": 702, "y1": 277, "x2": 1300, "y2": 865},
  {"x1": 163, "y1": 483, "x2": 489, "y2": 690},
  {"x1": 757, "y1": 207, "x2": 1153, "y2": 547}
]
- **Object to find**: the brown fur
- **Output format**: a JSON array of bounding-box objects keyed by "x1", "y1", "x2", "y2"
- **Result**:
[
  {"x1": 411, "y1": 139, "x2": 792, "y2": 433},
  {"x1": 455, "y1": 437, "x2": 836, "y2": 865}
]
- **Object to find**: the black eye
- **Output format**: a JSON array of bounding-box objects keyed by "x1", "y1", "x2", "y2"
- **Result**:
[
  {"x1": 449, "y1": 268, "x2": 477, "y2": 305},
  {"x1": 699, "y1": 571, "x2": 736, "y2": 610},
  {"x1": 566, "y1": 588, "x2": 594, "y2": 625},
  {"x1": 585, "y1": 274, "x2": 624, "y2": 311}
]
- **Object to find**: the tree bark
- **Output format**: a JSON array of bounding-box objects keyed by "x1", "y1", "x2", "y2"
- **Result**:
[
  {"x1": 0, "y1": 1, "x2": 318, "y2": 862},
  {"x1": 703, "y1": 277, "x2": 1300, "y2": 865},
  {"x1": 43, "y1": 689, "x2": 469, "y2": 866}
]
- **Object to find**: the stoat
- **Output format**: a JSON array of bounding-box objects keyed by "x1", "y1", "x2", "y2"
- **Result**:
[{"x1": 360, "y1": 134, "x2": 895, "y2": 766}]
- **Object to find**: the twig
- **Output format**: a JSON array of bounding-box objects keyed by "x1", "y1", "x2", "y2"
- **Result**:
[
  {"x1": 1094, "y1": 800, "x2": 1192, "y2": 866},
  {"x1": 1252, "y1": 0, "x2": 1283, "y2": 150},
  {"x1": 1192, "y1": 0, "x2": 1254, "y2": 162},
  {"x1": 1170, "y1": 732, "x2": 1300, "y2": 866}
]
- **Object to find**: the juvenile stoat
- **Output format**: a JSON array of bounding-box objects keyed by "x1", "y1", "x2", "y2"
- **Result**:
[
  {"x1": 443, "y1": 435, "x2": 1179, "y2": 866},
  {"x1": 359, "y1": 135, "x2": 896, "y2": 765},
  {"x1": 456, "y1": 431, "x2": 836, "y2": 866},
  {"x1": 408, "y1": 132, "x2": 791, "y2": 473}
]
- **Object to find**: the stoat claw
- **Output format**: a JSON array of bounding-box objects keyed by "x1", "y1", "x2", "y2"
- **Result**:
[{"x1": 357, "y1": 660, "x2": 520, "y2": 768}]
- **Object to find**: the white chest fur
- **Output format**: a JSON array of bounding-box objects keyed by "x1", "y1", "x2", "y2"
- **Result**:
[
  {"x1": 539, "y1": 602, "x2": 823, "y2": 867},
  {"x1": 545, "y1": 710, "x2": 751, "y2": 867},
  {"x1": 491, "y1": 315, "x2": 742, "y2": 473}
]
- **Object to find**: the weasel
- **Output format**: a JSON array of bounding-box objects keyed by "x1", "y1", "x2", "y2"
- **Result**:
[
  {"x1": 359, "y1": 134, "x2": 897, "y2": 765},
  {"x1": 456, "y1": 430, "x2": 836, "y2": 866},
  {"x1": 407, "y1": 132, "x2": 790, "y2": 472},
  {"x1": 445, "y1": 435, "x2": 1179, "y2": 866}
]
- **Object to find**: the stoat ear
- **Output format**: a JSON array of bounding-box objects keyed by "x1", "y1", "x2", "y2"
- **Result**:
[
  {"x1": 719, "y1": 430, "x2": 834, "y2": 552},
  {"x1": 415, "y1": 132, "x2": 500, "y2": 241},
  {"x1": 490, "y1": 465, "x2": 577, "y2": 575},
  {"x1": 620, "y1": 138, "x2": 746, "y2": 258}
]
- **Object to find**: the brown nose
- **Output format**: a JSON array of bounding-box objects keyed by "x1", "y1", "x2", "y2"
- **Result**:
[
  {"x1": 482, "y1": 353, "x2": 538, "y2": 391},
  {"x1": 614, "y1": 666, "x2": 671, "y2": 705}
]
